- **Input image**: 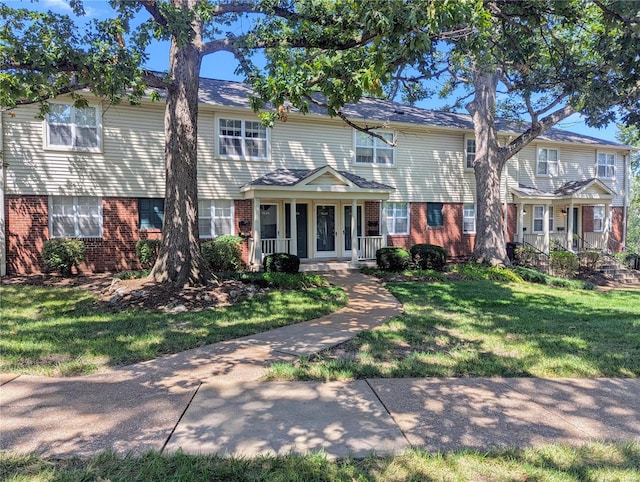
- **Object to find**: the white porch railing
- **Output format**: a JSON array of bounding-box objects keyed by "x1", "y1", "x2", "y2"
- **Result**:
[
  {"x1": 261, "y1": 238, "x2": 292, "y2": 258},
  {"x1": 583, "y1": 232, "x2": 606, "y2": 250},
  {"x1": 522, "y1": 233, "x2": 569, "y2": 252},
  {"x1": 357, "y1": 236, "x2": 384, "y2": 260}
]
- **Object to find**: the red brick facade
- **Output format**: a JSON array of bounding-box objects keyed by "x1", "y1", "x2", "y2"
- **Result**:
[{"x1": 3, "y1": 196, "x2": 626, "y2": 274}]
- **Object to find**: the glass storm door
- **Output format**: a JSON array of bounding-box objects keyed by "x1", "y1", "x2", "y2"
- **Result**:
[
  {"x1": 285, "y1": 203, "x2": 308, "y2": 259},
  {"x1": 344, "y1": 205, "x2": 363, "y2": 253},
  {"x1": 316, "y1": 205, "x2": 336, "y2": 257}
]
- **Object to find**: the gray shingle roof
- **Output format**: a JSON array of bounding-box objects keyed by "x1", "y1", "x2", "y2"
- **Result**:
[
  {"x1": 198, "y1": 77, "x2": 625, "y2": 148},
  {"x1": 514, "y1": 178, "x2": 613, "y2": 198},
  {"x1": 246, "y1": 167, "x2": 394, "y2": 190}
]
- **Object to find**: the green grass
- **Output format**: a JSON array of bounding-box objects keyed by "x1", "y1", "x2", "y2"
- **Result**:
[
  {"x1": 1, "y1": 442, "x2": 639, "y2": 481},
  {"x1": 267, "y1": 280, "x2": 640, "y2": 380},
  {"x1": 0, "y1": 284, "x2": 346, "y2": 376}
]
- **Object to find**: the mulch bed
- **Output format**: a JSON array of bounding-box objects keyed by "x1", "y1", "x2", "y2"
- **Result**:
[{"x1": 1, "y1": 273, "x2": 268, "y2": 312}]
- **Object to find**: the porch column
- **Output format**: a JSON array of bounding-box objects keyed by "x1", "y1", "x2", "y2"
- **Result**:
[
  {"x1": 543, "y1": 203, "x2": 550, "y2": 254},
  {"x1": 350, "y1": 199, "x2": 358, "y2": 265},
  {"x1": 604, "y1": 202, "x2": 611, "y2": 252},
  {"x1": 517, "y1": 203, "x2": 524, "y2": 243},
  {"x1": 380, "y1": 200, "x2": 388, "y2": 247},
  {"x1": 290, "y1": 198, "x2": 297, "y2": 257},
  {"x1": 253, "y1": 198, "x2": 262, "y2": 266},
  {"x1": 567, "y1": 201, "x2": 574, "y2": 252}
]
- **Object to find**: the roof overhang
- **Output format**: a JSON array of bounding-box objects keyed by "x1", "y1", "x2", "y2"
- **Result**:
[
  {"x1": 511, "y1": 178, "x2": 616, "y2": 203},
  {"x1": 240, "y1": 165, "x2": 394, "y2": 201}
]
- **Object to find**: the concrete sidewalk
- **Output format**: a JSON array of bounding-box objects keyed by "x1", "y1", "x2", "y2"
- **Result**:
[{"x1": 1, "y1": 272, "x2": 639, "y2": 458}]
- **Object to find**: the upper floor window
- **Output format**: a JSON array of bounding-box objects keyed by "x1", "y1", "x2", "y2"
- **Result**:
[
  {"x1": 138, "y1": 198, "x2": 164, "y2": 230},
  {"x1": 218, "y1": 118, "x2": 268, "y2": 160},
  {"x1": 533, "y1": 205, "x2": 554, "y2": 233},
  {"x1": 355, "y1": 130, "x2": 395, "y2": 166},
  {"x1": 50, "y1": 196, "x2": 102, "y2": 238},
  {"x1": 597, "y1": 152, "x2": 615, "y2": 178},
  {"x1": 46, "y1": 103, "x2": 100, "y2": 151},
  {"x1": 537, "y1": 148, "x2": 558, "y2": 176},
  {"x1": 198, "y1": 199, "x2": 234, "y2": 238},
  {"x1": 593, "y1": 206, "x2": 605, "y2": 232},
  {"x1": 427, "y1": 203, "x2": 444, "y2": 227},
  {"x1": 463, "y1": 203, "x2": 476, "y2": 233},
  {"x1": 386, "y1": 202, "x2": 409, "y2": 234},
  {"x1": 465, "y1": 138, "x2": 476, "y2": 169}
]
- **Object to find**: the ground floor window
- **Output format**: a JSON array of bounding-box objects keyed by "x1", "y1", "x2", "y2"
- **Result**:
[
  {"x1": 593, "y1": 206, "x2": 605, "y2": 232},
  {"x1": 50, "y1": 196, "x2": 102, "y2": 238},
  {"x1": 427, "y1": 203, "x2": 444, "y2": 227},
  {"x1": 463, "y1": 203, "x2": 476, "y2": 234},
  {"x1": 199, "y1": 199, "x2": 234, "y2": 238},
  {"x1": 386, "y1": 202, "x2": 409, "y2": 234},
  {"x1": 138, "y1": 198, "x2": 164, "y2": 230},
  {"x1": 533, "y1": 205, "x2": 553, "y2": 233}
]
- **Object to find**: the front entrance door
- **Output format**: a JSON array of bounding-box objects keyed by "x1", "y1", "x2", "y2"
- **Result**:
[
  {"x1": 316, "y1": 205, "x2": 337, "y2": 257},
  {"x1": 344, "y1": 205, "x2": 363, "y2": 253},
  {"x1": 285, "y1": 203, "x2": 308, "y2": 258},
  {"x1": 569, "y1": 207, "x2": 579, "y2": 249}
]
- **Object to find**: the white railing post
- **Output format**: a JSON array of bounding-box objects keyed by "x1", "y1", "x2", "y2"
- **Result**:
[
  {"x1": 290, "y1": 199, "x2": 297, "y2": 257},
  {"x1": 253, "y1": 198, "x2": 262, "y2": 265},
  {"x1": 350, "y1": 199, "x2": 358, "y2": 265}
]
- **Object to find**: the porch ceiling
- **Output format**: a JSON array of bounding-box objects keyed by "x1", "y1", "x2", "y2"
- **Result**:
[
  {"x1": 240, "y1": 165, "x2": 394, "y2": 201},
  {"x1": 511, "y1": 178, "x2": 615, "y2": 203}
]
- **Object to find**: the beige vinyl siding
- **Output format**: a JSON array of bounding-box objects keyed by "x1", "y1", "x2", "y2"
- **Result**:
[
  {"x1": 4, "y1": 101, "x2": 166, "y2": 197},
  {"x1": 518, "y1": 144, "x2": 624, "y2": 206}
]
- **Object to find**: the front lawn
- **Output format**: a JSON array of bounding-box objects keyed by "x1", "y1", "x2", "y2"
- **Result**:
[
  {"x1": 1, "y1": 442, "x2": 639, "y2": 481},
  {"x1": 0, "y1": 283, "x2": 346, "y2": 376},
  {"x1": 267, "y1": 280, "x2": 640, "y2": 380}
]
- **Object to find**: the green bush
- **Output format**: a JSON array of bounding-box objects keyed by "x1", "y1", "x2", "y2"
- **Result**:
[
  {"x1": 263, "y1": 253, "x2": 300, "y2": 274},
  {"x1": 512, "y1": 266, "x2": 548, "y2": 284},
  {"x1": 514, "y1": 244, "x2": 539, "y2": 267},
  {"x1": 451, "y1": 263, "x2": 524, "y2": 282},
  {"x1": 376, "y1": 247, "x2": 410, "y2": 271},
  {"x1": 114, "y1": 269, "x2": 151, "y2": 280},
  {"x1": 579, "y1": 248, "x2": 602, "y2": 271},
  {"x1": 201, "y1": 235, "x2": 244, "y2": 272},
  {"x1": 550, "y1": 251, "x2": 579, "y2": 278},
  {"x1": 42, "y1": 239, "x2": 85, "y2": 276},
  {"x1": 409, "y1": 243, "x2": 447, "y2": 271},
  {"x1": 135, "y1": 239, "x2": 161, "y2": 268}
]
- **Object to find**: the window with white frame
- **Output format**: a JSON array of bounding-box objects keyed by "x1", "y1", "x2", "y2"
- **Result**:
[
  {"x1": 385, "y1": 202, "x2": 409, "y2": 234},
  {"x1": 50, "y1": 196, "x2": 102, "y2": 238},
  {"x1": 537, "y1": 148, "x2": 559, "y2": 176},
  {"x1": 465, "y1": 138, "x2": 476, "y2": 169},
  {"x1": 597, "y1": 152, "x2": 615, "y2": 178},
  {"x1": 463, "y1": 204, "x2": 476, "y2": 233},
  {"x1": 198, "y1": 199, "x2": 234, "y2": 238},
  {"x1": 593, "y1": 206, "x2": 605, "y2": 232},
  {"x1": 218, "y1": 118, "x2": 268, "y2": 160},
  {"x1": 46, "y1": 103, "x2": 100, "y2": 150},
  {"x1": 355, "y1": 130, "x2": 395, "y2": 165},
  {"x1": 533, "y1": 205, "x2": 554, "y2": 233}
]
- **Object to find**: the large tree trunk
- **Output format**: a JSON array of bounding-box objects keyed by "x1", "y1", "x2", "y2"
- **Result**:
[
  {"x1": 151, "y1": 34, "x2": 209, "y2": 285},
  {"x1": 467, "y1": 70, "x2": 510, "y2": 266}
]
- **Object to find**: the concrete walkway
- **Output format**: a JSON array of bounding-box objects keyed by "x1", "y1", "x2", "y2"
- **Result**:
[{"x1": 1, "y1": 272, "x2": 639, "y2": 458}]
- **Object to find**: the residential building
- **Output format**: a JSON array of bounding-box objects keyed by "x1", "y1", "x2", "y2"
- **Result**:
[{"x1": 0, "y1": 78, "x2": 634, "y2": 275}]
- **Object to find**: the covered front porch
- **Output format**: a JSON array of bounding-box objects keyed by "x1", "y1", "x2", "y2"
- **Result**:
[
  {"x1": 241, "y1": 166, "x2": 394, "y2": 268},
  {"x1": 512, "y1": 178, "x2": 616, "y2": 254}
]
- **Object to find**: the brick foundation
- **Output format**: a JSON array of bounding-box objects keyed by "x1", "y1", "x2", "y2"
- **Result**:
[{"x1": 6, "y1": 195, "x2": 49, "y2": 274}]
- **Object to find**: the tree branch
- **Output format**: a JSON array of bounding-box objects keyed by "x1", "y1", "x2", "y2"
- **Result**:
[{"x1": 136, "y1": 0, "x2": 168, "y2": 27}]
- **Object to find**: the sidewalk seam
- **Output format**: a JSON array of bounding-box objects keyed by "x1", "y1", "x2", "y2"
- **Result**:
[
  {"x1": 365, "y1": 377, "x2": 414, "y2": 449},
  {"x1": 160, "y1": 382, "x2": 203, "y2": 454}
]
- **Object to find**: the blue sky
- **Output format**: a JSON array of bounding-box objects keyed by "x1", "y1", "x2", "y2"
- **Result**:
[{"x1": 22, "y1": 0, "x2": 622, "y2": 142}]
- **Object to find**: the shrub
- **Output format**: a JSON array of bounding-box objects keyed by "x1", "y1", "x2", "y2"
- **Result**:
[
  {"x1": 263, "y1": 252, "x2": 300, "y2": 274},
  {"x1": 42, "y1": 239, "x2": 85, "y2": 276},
  {"x1": 579, "y1": 249, "x2": 602, "y2": 271},
  {"x1": 550, "y1": 251, "x2": 579, "y2": 278},
  {"x1": 135, "y1": 239, "x2": 161, "y2": 268},
  {"x1": 201, "y1": 235, "x2": 244, "y2": 272},
  {"x1": 514, "y1": 244, "x2": 539, "y2": 267},
  {"x1": 376, "y1": 247, "x2": 410, "y2": 271},
  {"x1": 512, "y1": 266, "x2": 548, "y2": 284},
  {"x1": 262, "y1": 272, "x2": 328, "y2": 289},
  {"x1": 451, "y1": 263, "x2": 523, "y2": 282},
  {"x1": 409, "y1": 243, "x2": 447, "y2": 271},
  {"x1": 114, "y1": 269, "x2": 151, "y2": 280}
]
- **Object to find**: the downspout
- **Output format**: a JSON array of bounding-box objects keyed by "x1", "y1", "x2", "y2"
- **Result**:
[
  {"x1": 0, "y1": 110, "x2": 6, "y2": 277},
  {"x1": 622, "y1": 150, "x2": 631, "y2": 250}
]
